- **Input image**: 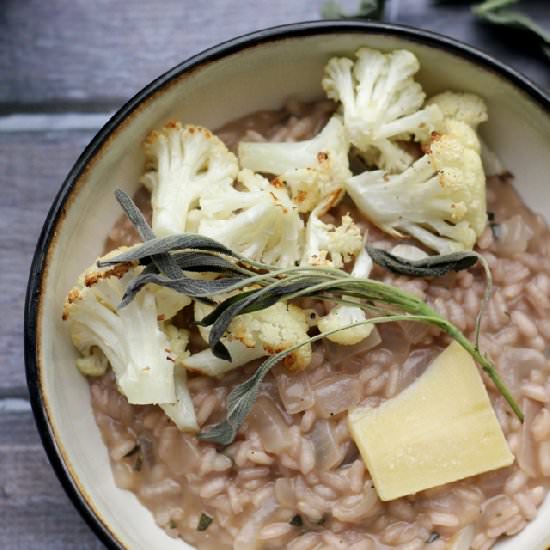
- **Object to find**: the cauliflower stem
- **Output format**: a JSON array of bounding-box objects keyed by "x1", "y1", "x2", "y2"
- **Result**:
[{"x1": 239, "y1": 116, "x2": 350, "y2": 212}]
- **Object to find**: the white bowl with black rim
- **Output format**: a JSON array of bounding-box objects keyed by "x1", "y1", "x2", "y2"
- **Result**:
[{"x1": 24, "y1": 20, "x2": 550, "y2": 550}]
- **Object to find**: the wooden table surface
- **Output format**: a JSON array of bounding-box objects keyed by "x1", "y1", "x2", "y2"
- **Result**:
[{"x1": 0, "y1": 1, "x2": 548, "y2": 548}]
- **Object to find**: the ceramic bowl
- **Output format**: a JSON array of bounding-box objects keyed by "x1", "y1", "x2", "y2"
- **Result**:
[{"x1": 25, "y1": 20, "x2": 550, "y2": 550}]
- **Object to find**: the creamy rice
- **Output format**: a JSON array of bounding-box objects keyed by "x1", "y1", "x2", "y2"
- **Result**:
[{"x1": 92, "y1": 101, "x2": 550, "y2": 549}]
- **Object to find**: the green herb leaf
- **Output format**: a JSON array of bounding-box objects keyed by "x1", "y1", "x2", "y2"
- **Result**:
[
  {"x1": 98, "y1": 232, "x2": 235, "y2": 267},
  {"x1": 367, "y1": 246, "x2": 479, "y2": 277},
  {"x1": 473, "y1": 0, "x2": 550, "y2": 58},
  {"x1": 199, "y1": 346, "x2": 288, "y2": 442},
  {"x1": 171, "y1": 251, "x2": 250, "y2": 275},
  {"x1": 119, "y1": 272, "x2": 246, "y2": 309},
  {"x1": 114, "y1": 189, "x2": 155, "y2": 241},
  {"x1": 196, "y1": 420, "x2": 237, "y2": 446},
  {"x1": 195, "y1": 289, "x2": 263, "y2": 327},
  {"x1": 289, "y1": 514, "x2": 304, "y2": 527},
  {"x1": 114, "y1": 190, "x2": 183, "y2": 280},
  {"x1": 322, "y1": 0, "x2": 385, "y2": 20},
  {"x1": 197, "y1": 513, "x2": 213, "y2": 531}
]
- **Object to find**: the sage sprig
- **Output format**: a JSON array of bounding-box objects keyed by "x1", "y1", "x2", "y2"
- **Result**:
[
  {"x1": 366, "y1": 246, "x2": 493, "y2": 348},
  {"x1": 106, "y1": 190, "x2": 523, "y2": 446}
]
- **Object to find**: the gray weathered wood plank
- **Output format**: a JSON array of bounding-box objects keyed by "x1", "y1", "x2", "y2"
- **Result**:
[
  {"x1": 0, "y1": 130, "x2": 96, "y2": 393},
  {"x1": 0, "y1": 405, "x2": 103, "y2": 549},
  {"x1": 0, "y1": 0, "x2": 547, "y2": 110},
  {"x1": 0, "y1": 0, "x2": 319, "y2": 108}
]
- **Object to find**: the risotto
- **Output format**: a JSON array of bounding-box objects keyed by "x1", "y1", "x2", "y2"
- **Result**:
[
  {"x1": 86, "y1": 99, "x2": 550, "y2": 550},
  {"x1": 86, "y1": 103, "x2": 550, "y2": 550}
]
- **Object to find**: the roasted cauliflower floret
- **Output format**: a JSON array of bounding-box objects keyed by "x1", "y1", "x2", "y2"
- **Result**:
[
  {"x1": 228, "y1": 302, "x2": 312, "y2": 371},
  {"x1": 186, "y1": 300, "x2": 311, "y2": 373},
  {"x1": 317, "y1": 246, "x2": 374, "y2": 345},
  {"x1": 63, "y1": 248, "x2": 192, "y2": 407},
  {"x1": 427, "y1": 91, "x2": 488, "y2": 129},
  {"x1": 346, "y1": 122, "x2": 487, "y2": 254},
  {"x1": 301, "y1": 192, "x2": 363, "y2": 268},
  {"x1": 323, "y1": 48, "x2": 443, "y2": 173},
  {"x1": 238, "y1": 116, "x2": 351, "y2": 212},
  {"x1": 183, "y1": 301, "x2": 265, "y2": 377},
  {"x1": 141, "y1": 122, "x2": 238, "y2": 236},
  {"x1": 198, "y1": 169, "x2": 304, "y2": 267}
]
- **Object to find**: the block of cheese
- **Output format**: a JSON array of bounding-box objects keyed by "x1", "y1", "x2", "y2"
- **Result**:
[{"x1": 348, "y1": 341, "x2": 514, "y2": 501}]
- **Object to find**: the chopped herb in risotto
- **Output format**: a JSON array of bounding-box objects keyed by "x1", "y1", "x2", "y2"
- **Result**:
[{"x1": 63, "y1": 47, "x2": 550, "y2": 549}]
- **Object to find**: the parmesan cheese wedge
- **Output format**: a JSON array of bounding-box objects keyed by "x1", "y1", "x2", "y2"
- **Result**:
[{"x1": 348, "y1": 341, "x2": 514, "y2": 501}]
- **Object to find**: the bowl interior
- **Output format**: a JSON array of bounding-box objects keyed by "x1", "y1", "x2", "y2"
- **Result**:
[{"x1": 33, "y1": 28, "x2": 550, "y2": 549}]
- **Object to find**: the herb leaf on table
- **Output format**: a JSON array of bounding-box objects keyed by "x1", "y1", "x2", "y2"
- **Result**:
[
  {"x1": 321, "y1": 0, "x2": 385, "y2": 20},
  {"x1": 322, "y1": 0, "x2": 550, "y2": 60},
  {"x1": 473, "y1": 0, "x2": 550, "y2": 58}
]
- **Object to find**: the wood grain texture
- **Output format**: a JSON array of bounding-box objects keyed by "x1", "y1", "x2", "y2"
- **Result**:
[
  {"x1": 0, "y1": 0, "x2": 547, "y2": 110},
  {"x1": 0, "y1": 130, "x2": 95, "y2": 393},
  {"x1": 394, "y1": 0, "x2": 550, "y2": 90},
  {"x1": 0, "y1": 405, "x2": 103, "y2": 549},
  {"x1": 0, "y1": 0, "x2": 319, "y2": 109}
]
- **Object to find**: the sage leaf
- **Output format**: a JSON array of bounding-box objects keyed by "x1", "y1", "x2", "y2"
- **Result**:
[
  {"x1": 98, "y1": 233, "x2": 235, "y2": 267},
  {"x1": 473, "y1": 0, "x2": 550, "y2": 58},
  {"x1": 114, "y1": 189, "x2": 155, "y2": 241},
  {"x1": 195, "y1": 289, "x2": 261, "y2": 328},
  {"x1": 119, "y1": 272, "x2": 246, "y2": 308},
  {"x1": 201, "y1": 279, "x2": 311, "y2": 329},
  {"x1": 199, "y1": 348, "x2": 284, "y2": 443},
  {"x1": 197, "y1": 513, "x2": 213, "y2": 531},
  {"x1": 206, "y1": 290, "x2": 271, "y2": 361},
  {"x1": 172, "y1": 251, "x2": 248, "y2": 274},
  {"x1": 114, "y1": 190, "x2": 183, "y2": 280},
  {"x1": 322, "y1": 0, "x2": 384, "y2": 19},
  {"x1": 196, "y1": 420, "x2": 237, "y2": 446},
  {"x1": 367, "y1": 246, "x2": 479, "y2": 277}
]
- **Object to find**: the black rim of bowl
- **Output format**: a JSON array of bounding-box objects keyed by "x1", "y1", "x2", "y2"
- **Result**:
[{"x1": 24, "y1": 19, "x2": 550, "y2": 549}]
